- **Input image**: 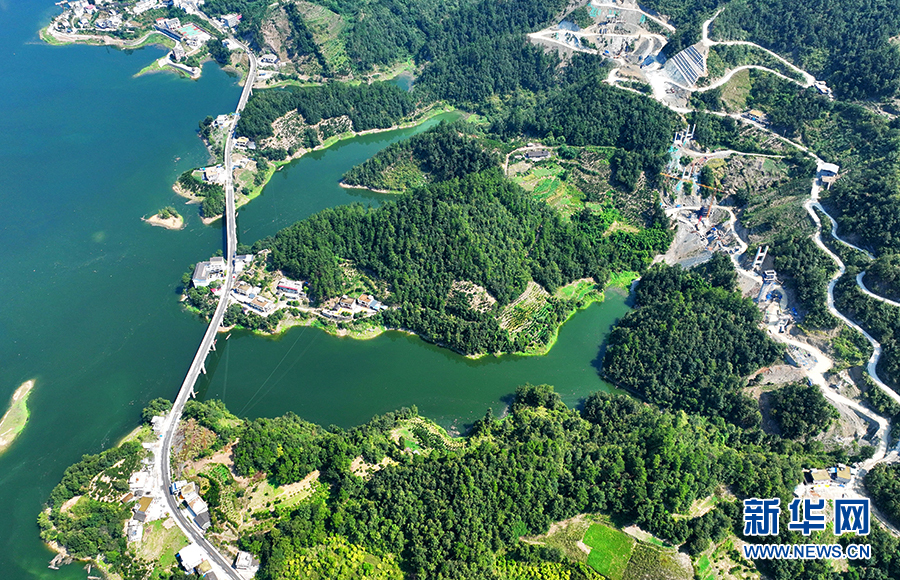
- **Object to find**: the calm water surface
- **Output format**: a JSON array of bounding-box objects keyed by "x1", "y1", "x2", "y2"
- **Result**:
[{"x1": 0, "y1": 3, "x2": 627, "y2": 577}]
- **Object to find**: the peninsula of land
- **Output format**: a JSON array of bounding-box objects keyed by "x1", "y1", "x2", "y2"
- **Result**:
[{"x1": 0, "y1": 380, "x2": 35, "y2": 455}]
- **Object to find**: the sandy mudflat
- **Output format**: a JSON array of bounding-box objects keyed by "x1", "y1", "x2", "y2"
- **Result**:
[
  {"x1": 0, "y1": 380, "x2": 35, "y2": 452},
  {"x1": 143, "y1": 214, "x2": 185, "y2": 230}
]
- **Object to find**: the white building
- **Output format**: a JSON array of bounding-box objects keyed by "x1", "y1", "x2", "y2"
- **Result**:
[
  {"x1": 203, "y1": 165, "x2": 227, "y2": 184},
  {"x1": 247, "y1": 296, "x2": 275, "y2": 315},
  {"x1": 128, "y1": 471, "x2": 148, "y2": 493},
  {"x1": 820, "y1": 162, "x2": 840, "y2": 175},
  {"x1": 277, "y1": 279, "x2": 303, "y2": 297},
  {"x1": 132, "y1": 0, "x2": 160, "y2": 14},
  {"x1": 127, "y1": 520, "x2": 143, "y2": 543},
  {"x1": 209, "y1": 256, "x2": 226, "y2": 272},
  {"x1": 178, "y1": 543, "x2": 205, "y2": 572}
]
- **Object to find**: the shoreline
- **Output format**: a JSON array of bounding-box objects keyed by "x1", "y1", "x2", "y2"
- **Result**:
[
  {"x1": 0, "y1": 380, "x2": 36, "y2": 454},
  {"x1": 189, "y1": 104, "x2": 458, "y2": 222},
  {"x1": 40, "y1": 25, "x2": 173, "y2": 51},
  {"x1": 338, "y1": 181, "x2": 398, "y2": 195},
  {"x1": 209, "y1": 272, "x2": 637, "y2": 357}
]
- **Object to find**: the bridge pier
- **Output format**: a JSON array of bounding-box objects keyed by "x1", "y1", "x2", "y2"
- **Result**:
[{"x1": 200, "y1": 362, "x2": 206, "y2": 375}]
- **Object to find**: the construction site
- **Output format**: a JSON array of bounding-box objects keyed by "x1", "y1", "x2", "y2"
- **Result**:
[
  {"x1": 657, "y1": 129, "x2": 805, "y2": 352},
  {"x1": 529, "y1": 0, "x2": 710, "y2": 108}
]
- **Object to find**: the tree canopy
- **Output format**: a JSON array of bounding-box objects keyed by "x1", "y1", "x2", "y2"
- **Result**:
[{"x1": 603, "y1": 263, "x2": 783, "y2": 425}]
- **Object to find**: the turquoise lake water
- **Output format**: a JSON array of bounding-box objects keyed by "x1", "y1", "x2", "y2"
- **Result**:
[{"x1": 0, "y1": 3, "x2": 628, "y2": 577}]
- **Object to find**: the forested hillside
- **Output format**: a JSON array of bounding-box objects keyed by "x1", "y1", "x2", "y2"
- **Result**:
[
  {"x1": 204, "y1": 0, "x2": 476, "y2": 74},
  {"x1": 269, "y1": 169, "x2": 671, "y2": 354},
  {"x1": 415, "y1": 0, "x2": 569, "y2": 103},
  {"x1": 641, "y1": 0, "x2": 900, "y2": 100},
  {"x1": 865, "y1": 463, "x2": 900, "y2": 530},
  {"x1": 714, "y1": 0, "x2": 900, "y2": 100},
  {"x1": 341, "y1": 122, "x2": 498, "y2": 191},
  {"x1": 234, "y1": 387, "x2": 805, "y2": 579},
  {"x1": 603, "y1": 261, "x2": 783, "y2": 426},
  {"x1": 491, "y1": 59, "x2": 679, "y2": 176},
  {"x1": 235, "y1": 82, "x2": 415, "y2": 142},
  {"x1": 689, "y1": 69, "x2": 900, "y2": 260}
]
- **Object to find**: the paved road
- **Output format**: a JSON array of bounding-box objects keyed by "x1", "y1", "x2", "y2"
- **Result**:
[
  {"x1": 155, "y1": 33, "x2": 258, "y2": 580},
  {"x1": 857, "y1": 272, "x2": 900, "y2": 309}
]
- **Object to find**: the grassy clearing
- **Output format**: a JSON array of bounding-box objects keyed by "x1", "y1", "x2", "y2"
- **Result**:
[
  {"x1": 583, "y1": 523, "x2": 635, "y2": 580},
  {"x1": 135, "y1": 58, "x2": 167, "y2": 77},
  {"x1": 137, "y1": 519, "x2": 190, "y2": 580},
  {"x1": 512, "y1": 162, "x2": 586, "y2": 218},
  {"x1": 521, "y1": 515, "x2": 593, "y2": 564},
  {"x1": 554, "y1": 279, "x2": 600, "y2": 302},
  {"x1": 390, "y1": 417, "x2": 465, "y2": 453},
  {"x1": 696, "y1": 554, "x2": 713, "y2": 580},
  {"x1": 623, "y1": 543, "x2": 692, "y2": 580},
  {"x1": 0, "y1": 380, "x2": 35, "y2": 454},
  {"x1": 719, "y1": 68, "x2": 752, "y2": 112},
  {"x1": 608, "y1": 271, "x2": 639, "y2": 289},
  {"x1": 245, "y1": 471, "x2": 320, "y2": 518}
]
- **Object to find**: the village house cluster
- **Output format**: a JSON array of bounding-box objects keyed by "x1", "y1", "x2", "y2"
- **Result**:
[
  {"x1": 176, "y1": 543, "x2": 257, "y2": 580},
  {"x1": 323, "y1": 293, "x2": 387, "y2": 321},
  {"x1": 169, "y1": 479, "x2": 211, "y2": 531},
  {"x1": 120, "y1": 416, "x2": 170, "y2": 545},
  {"x1": 188, "y1": 252, "x2": 391, "y2": 326},
  {"x1": 50, "y1": 0, "x2": 206, "y2": 35}
]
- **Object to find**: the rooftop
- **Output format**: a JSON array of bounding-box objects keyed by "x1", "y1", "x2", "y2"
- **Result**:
[{"x1": 178, "y1": 543, "x2": 205, "y2": 570}]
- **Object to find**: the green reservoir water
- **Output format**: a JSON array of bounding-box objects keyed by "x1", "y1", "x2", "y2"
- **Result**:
[{"x1": 0, "y1": 3, "x2": 625, "y2": 578}]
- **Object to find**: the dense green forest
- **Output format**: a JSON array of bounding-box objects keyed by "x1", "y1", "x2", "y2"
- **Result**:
[
  {"x1": 235, "y1": 82, "x2": 416, "y2": 142},
  {"x1": 233, "y1": 387, "x2": 802, "y2": 578},
  {"x1": 640, "y1": 0, "x2": 721, "y2": 55},
  {"x1": 865, "y1": 254, "x2": 900, "y2": 302},
  {"x1": 713, "y1": 0, "x2": 900, "y2": 100},
  {"x1": 491, "y1": 58, "x2": 680, "y2": 176},
  {"x1": 603, "y1": 261, "x2": 783, "y2": 425},
  {"x1": 769, "y1": 382, "x2": 837, "y2": 439},
  {"x1": 770, "y1": 234, "x2": 837, "y2": 329},
  {"x1": 268, "y1": 169, "x2": 671, "y2": 354},
  {"x1": 865, "y1": 463, "x2": 900, "y2": 530},
  {"x1": 415, "y1": 0, "x2": 568, "y2": 104},
  {"x1": 341, "y1": 122, "x2": 498, "y2": 191}
]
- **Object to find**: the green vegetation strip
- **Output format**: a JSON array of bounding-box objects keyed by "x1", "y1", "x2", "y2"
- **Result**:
[{"x1": 583, "y1": 523, "x2": 635, "y2": 580}]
